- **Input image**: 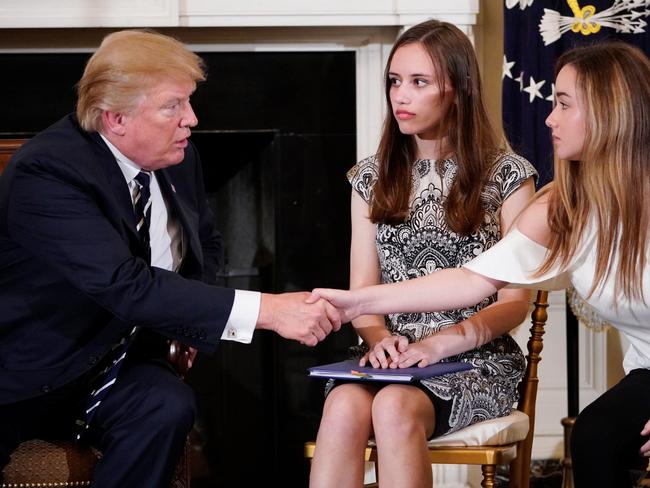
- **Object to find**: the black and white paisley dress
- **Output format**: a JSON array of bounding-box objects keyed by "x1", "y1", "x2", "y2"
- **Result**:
[{"x1": 346, "y1": 153, "x2": 538, "y2": 437}]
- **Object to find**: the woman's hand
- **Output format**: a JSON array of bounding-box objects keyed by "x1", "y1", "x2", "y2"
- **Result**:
[
  {"x1": 640, "y1": 418, "x2": 650, "y2": 456},
  {"x1": 360, "y1": 335, "x2": 409, "y2": 369},
  {"x1": 309, "y1": 288, "x2": 361, "y2": 323},
  {"x1": 394, "y1": 336, "x2": 441, "y2": 368}
]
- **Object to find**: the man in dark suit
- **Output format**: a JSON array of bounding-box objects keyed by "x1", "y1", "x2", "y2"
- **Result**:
[{"x1": 0, "y1": 30, "x2": 341, "y2": 487}]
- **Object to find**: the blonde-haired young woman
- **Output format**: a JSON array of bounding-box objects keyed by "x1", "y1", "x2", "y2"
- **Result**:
[{"x1": 313, "y1": 41, "x2": 650, "y2": 488}]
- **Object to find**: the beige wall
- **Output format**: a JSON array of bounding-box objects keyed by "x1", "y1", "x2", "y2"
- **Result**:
[{"x1": 477, "y1": 0, "x2": 504, "y2": 131}]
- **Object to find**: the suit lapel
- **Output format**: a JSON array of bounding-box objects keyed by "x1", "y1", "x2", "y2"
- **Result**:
[
  {"x1": 91, "y1": 133, "x2": 142, "y2": 249},
  {"x1": 89, "y1": 132, "x2": 201, "y2": 267},
  {"x1": 156, "y1": 169, "x2": 201, "y2": 265}
]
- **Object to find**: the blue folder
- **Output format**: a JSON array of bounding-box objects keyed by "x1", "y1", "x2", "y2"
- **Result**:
[{"x1": 308, "y1": 359, "x2": 474, "y2": 383}]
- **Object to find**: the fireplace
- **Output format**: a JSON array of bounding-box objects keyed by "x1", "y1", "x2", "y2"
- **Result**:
[{"x1": 0, "y1": 47, "x2": 359, "y2": 487}]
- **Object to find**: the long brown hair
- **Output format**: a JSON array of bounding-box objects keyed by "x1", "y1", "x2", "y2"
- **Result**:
[
  {"x1": 370, "y1": 19, "x2": 501, "y2": 234},
  {"x1": 538, "y1": 42, "x2": 650, "y2": 300}
]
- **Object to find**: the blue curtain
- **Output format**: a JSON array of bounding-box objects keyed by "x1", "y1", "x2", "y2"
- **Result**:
[{"x1": 502, "y1": 0, "x2": 650, "y2": 187}]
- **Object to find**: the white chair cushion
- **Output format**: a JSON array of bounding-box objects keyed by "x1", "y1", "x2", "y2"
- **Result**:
[{"x1": 426, "y1": 409, "x2": 530, "y2": 447}]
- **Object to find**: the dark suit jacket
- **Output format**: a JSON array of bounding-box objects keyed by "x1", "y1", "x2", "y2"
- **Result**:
[{"x1": 0, "y1": 114, "x2": 235, "y2": 404}]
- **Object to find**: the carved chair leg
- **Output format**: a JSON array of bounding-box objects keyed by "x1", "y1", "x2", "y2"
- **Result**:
[
  {"x1": 561, "y1": 417, "x2": 576, "y2": 488},
  {"x1": 481, "y1": 464, "x2": 496, "y2": 488}
]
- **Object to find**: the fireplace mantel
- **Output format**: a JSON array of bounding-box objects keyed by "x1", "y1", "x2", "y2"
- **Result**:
[
  {"x1": 0, "y1": 1, "x2": 478, "y2": 29},
  {"x1": 180, "y1": 0, "x2": 478, "y2": 28}
]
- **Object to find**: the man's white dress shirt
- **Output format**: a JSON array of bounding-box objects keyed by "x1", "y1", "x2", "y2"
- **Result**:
[{"x1": 101, "y1": 135, "x2": 259, "y2": 343}]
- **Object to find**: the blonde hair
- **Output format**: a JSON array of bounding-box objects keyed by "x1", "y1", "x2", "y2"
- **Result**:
[
  {"x1": 538, "y1": 42, "x2": 650, "y2": 300},
  {"x1": 76, "y1": 29, "x2": 206, "y2": 132}
]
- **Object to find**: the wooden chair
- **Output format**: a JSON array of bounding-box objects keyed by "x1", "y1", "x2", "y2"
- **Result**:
[
  {"x1": 1, "y1": 439, "x2": 190, "y2": 488},
  {"x1": 0, "y1": 139, "x2": 24, "y2": 173},
  {"x1": 0, "y1": 138, "x2": 191, "y2": 488},
  {"x1": 305, "y1": 290, "x2": 549, "y2": 488}
]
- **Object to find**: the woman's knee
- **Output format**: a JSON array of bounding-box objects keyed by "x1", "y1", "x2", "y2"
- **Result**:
[
  {"x1": 319, "y1": 384, "x2": 375, "y2": 435},
  {"x1": 371, "y1": 385, "x2": 434, "y2": 439}
]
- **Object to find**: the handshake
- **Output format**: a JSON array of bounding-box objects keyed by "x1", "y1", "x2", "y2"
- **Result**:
[
  {"x1": 174, "y1": 288, "x2": 356, "y2": 375},
  {"x1": 255, "y1": 288, "x2": 357, "y2": 347}
]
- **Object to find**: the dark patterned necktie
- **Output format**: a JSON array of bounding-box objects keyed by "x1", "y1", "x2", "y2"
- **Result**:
[
  {"x1": 76, "y1": 171, "x2": 152, "y2": 440},
  {"x1": 133, "y1": 171, "x2": 152, "y2": 262}
]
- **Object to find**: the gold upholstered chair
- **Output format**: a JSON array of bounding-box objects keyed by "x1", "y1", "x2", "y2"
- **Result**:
[
  {"x1": 1, "y1": 362, "x2": 191, "y2": 488},
  {"x1": 1, "y1": 440, "x2": 190, "y2": 488},
  {"x1": 305, "y1": 290, "x2": 549, "y2": 488}
]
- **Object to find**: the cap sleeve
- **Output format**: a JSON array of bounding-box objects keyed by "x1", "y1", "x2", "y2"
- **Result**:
[
  {"x1": 347, "y1": 155, "x2": 379, "y2": 204},
  {"x1": 463, "y1": 227, "x2": 571, "y2": 291},
  {"x1": 492, "y1": 152, "x2": 538, "y2": 201}
]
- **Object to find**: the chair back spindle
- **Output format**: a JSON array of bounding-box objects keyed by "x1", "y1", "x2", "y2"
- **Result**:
[{"x1": 509, "y1": 290, "x2": 549, "y2": 488}]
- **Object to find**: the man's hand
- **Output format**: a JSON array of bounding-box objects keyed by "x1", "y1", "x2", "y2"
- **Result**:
[
  {"x1": 256, "y1": 292, "x2": 342, "y2": 346},
  {"x1": 307, "y1": 288, "x2": 361, "y2": 324}
]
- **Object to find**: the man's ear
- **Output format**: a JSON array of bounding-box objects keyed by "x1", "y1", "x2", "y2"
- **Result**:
[{"x1": 102, "y1": 110, "x2": 127, "y2": 136}]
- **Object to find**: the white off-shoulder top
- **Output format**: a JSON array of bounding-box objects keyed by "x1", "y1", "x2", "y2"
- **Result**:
[{"x1": 464, "y1": 226, "x2": 650, "y2": 374}]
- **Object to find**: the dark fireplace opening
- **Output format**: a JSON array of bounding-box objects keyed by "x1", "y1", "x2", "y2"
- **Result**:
[
  {"x1": 1, "y1": 49, "x2": 358, "y2": 487},
  {"x1": 193, "y1": 130, "x2": 278, "y2": 292}
]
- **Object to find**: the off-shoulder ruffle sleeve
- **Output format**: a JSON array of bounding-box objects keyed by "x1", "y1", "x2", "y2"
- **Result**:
[{"x1": 463, "y1": 227, "x2": 571, "y2": 291}]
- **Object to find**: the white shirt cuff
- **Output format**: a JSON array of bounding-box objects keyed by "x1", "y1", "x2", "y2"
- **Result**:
[{"x1": 221, "y1": 290, "x2": 260, "y2": 343}]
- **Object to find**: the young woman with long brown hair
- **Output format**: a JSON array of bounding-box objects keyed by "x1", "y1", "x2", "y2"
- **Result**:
[
  {"x1": 313, "y1": 41, "x2": 650, "y2": 487},
  {"x1": 309, "y1": 19, "x2": 536, "y2": 488}
]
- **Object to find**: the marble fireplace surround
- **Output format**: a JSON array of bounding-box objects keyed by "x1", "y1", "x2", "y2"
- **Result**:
[{"x1": 0, "y1": 0, "x2": 479, "y2": 161}]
